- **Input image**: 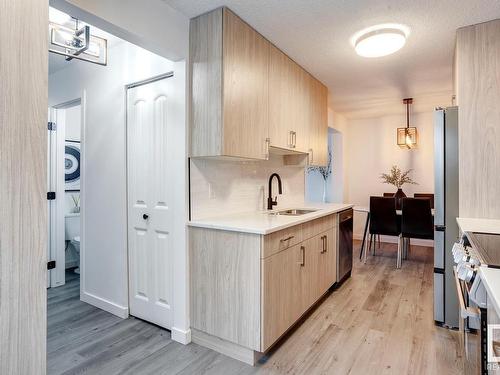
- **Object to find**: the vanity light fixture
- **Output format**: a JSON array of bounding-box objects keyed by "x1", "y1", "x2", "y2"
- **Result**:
[
  {"x1": 351, "y1": 24, "x2": 409, "y2": 58},
  {"x1": 397, "y1": 98, "x2": 418, "y2": 149},
  {"x1": 49, "y1": 7, "x2": 107, "y2": 66}
]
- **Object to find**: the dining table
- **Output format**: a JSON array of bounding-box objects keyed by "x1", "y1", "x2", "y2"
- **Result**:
[{"x1": 354, "y1": 206, "x2": 435, "y2": 261}]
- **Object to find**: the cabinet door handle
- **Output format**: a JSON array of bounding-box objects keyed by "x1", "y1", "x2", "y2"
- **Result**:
[
  {"x1": 309, "y1": 148, "x2": 314, "y2": 164},
  {"x1": 293, "y1": 131, "x2": 297, "y2": 147},
  {"x1": 280, "y1": 235, "x2": 295, "y2": 242},
  {"x1": 289, "y1": 130, "x2": 295, "y2": 148},
  {"x1": 299, "y1": 246, "x2": 305, "y2": 266},
  {"x1": 324, "y1": 235, "x2": 328, "y2": 253},
  {"x1": 265, "y1": 138, "x2": 270, "y2": 160}
]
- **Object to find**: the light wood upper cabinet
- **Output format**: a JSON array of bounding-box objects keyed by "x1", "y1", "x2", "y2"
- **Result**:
[
  {"x1": 190, "y1": 8, "x2": 270, "y2": 160},
  {"x1": 456, "y1": 19, "x2": 500, "y2": 218},
  {"x1": 268, "y1": 45, "x2": 296, "y2": 150},
  {"x1": 269, "y1": 45, "x2": 310, "y2": 152},
  {"x1": 308, "y1": 77, "x2": 328, "y2": 166},
  {"x1": 190, "y1": 7, "x2": 328, "y2": 163},
  {"x1": 222, "y1": 9, "x2": 270, "y2": 159}
]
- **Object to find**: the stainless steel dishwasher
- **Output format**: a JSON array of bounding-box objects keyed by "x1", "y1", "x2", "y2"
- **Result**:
[{"x1": 337, "y1": 208, "x2": 353, "y2": 284}]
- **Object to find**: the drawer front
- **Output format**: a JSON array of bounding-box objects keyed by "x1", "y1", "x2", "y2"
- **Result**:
[
  {"x1": 262, "y1": 224, "x2": 303, "y2": 258},
  {"x1": 302, "y1": 214, "x2": 335, "y2": 240}
]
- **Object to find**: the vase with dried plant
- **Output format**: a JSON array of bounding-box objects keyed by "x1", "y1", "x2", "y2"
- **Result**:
[
  {"x1": 307, "y1": 148, "x2": 332, "y2": 203},
  {"x1": 380, "y1": 165, "x2": 418, "y2": 209},
  {"x1": 71, "y1": 194, "x2": 80, "y2": 213}
]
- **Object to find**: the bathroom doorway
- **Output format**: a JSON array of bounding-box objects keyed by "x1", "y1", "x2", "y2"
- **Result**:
[{"x1": 47, "y1": 99, "x2": 82, "y2": 289}]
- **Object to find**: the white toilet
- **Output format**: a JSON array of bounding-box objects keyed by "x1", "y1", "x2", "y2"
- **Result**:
[
  {"x1": 65, "y1": 213, "x2": 81, "y2": 274},
  {"x1": 71, "y1": 236, "x2": 81, "y2": 274}
]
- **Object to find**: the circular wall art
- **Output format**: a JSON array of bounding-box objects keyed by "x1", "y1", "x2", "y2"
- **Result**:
[{"x1": 65, "y1": 141, "x2": 80, "y2": 191}]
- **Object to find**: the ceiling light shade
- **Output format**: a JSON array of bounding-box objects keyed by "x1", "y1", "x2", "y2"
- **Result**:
[
  {"x1": 49, "y1": 21, "x2": 107, "y2": 65},
  {"x1": 352, "y1": 24, "x2": 409, "y2": 58},
  {"x1": 397, "y1": 98, "x2": 418, "y2": 149}
]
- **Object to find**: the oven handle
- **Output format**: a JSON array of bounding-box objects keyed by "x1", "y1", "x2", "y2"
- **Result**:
[{"x1": 454, "y1": 267, "x2": 480, "y2": 319}]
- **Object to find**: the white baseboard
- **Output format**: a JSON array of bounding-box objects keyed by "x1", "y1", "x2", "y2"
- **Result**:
[
  {"x1": 171, "y1": 327, "x2": 191, "y2": 345},
  {"x1": 354, "y1": 234, "x2": 434, "y2": 247},
  {"x1": 81, "y1": 291, "x2": 129, "y2": 319}
]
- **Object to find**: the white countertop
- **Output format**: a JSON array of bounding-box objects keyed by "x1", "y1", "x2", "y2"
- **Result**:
[
  {"x1": 188, "y1": 203, "x2": 354, "y2": 235},
  {"x1": 479, "y1": 266, "x2": 500, "y2": 316},
  {"x1": 456, "y1": 217, "x2": 500, "y2": 234}
]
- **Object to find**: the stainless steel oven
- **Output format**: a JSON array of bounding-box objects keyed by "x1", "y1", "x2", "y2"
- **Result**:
[
  {"x1": 454, "y1": 265, "x2": 483, "y2": 374},
  {"x1": 453, "y1": 232, "x2": 500, "y2": 374}
]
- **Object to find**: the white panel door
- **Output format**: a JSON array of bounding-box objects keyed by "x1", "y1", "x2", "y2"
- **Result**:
[{"x1": 127, "y1": 76, "x2": 174, "y2": 329}]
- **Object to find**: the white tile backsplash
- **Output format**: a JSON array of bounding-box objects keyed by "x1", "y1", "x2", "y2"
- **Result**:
[{"x1": 190, "y1": 154, "x2": 305, "y2": 220}]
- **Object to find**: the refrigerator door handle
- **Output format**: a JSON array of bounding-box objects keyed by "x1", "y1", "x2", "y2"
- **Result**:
[{"x1": 435, "y1": 225, "x2": 446, "y2": 232}]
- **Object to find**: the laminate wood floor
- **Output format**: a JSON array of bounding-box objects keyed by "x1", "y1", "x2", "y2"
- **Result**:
[{"x1": 48, "y1": 242, "x2": 463, "y2": 375}]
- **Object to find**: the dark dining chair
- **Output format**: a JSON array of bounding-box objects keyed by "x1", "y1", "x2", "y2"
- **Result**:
[
  {"x1": 368, "y1": 197, "x2": 401, "y2": 264},
  {"x1": 414, "y1": 193, "x2": 434, "y2": 209},
  {"x1": 399, "y1": 197, "x2": 434, "y2": 268},
  {"x1": 371, "y1": 193, "x2": 395, "y2": 249}
]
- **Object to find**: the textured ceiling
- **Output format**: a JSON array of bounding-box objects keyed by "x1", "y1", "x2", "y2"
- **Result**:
[{"x1": 163, "y1": 0, "x2": 500, "y2": 118}]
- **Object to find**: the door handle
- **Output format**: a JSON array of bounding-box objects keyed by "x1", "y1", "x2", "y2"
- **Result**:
[
  {"x1": 143, "y1": 214, "x2": 149, "y2": 220},
  {"x1": 299, "y1": 246, "x2": 305, "y2": 266},
  {"x1": 324, "y1": 235, "x2": 327, "y2": 253}
]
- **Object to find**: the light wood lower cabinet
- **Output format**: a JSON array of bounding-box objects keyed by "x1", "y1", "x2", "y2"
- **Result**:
[
  {"x1": 190, "y1": 214, "x2": 339, "y2": 362},
  {"x1": 261, "y1": 243, "x2": 306, "y2": 350}
]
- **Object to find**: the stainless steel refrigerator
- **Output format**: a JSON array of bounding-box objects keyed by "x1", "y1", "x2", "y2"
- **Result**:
[{"x1": 434, "y1": 106, "x2": 459, "y2": 328}]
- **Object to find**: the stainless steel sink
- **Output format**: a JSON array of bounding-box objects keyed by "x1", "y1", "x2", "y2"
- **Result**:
[{"x1": 269, "y1": 209, "x2": 318, "y2": 216}]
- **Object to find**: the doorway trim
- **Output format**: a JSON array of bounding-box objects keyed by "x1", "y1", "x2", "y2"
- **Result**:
[{"x1": 125, "y1": 72, "x2": 174, "y2": 89}]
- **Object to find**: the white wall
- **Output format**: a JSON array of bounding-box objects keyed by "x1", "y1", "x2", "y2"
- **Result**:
[
  {"x1": 49, "y1": 40, "x2": 186, "y2": 321},
  {"x1": 330, "y1": 130, "x2": 344, "y2": 203},
  {"x1": 343, "y1": 111, "x2": 436, "y2": 239},
  {"x1": 306, "y1": 109, "x2": 346, "y2": 204},
  {"x1": 190, "y1": 155, "x2": 305, "y2": 220},
  {"x1": 64, "y1": 105, "x2": 81, "y2": 215},
  {"x1": 64, "y1": 105, "x2": 81, "y2": 142}
]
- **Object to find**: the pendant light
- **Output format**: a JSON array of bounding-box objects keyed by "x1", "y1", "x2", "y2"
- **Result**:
[{"x1": 397, "y1": 98, "x2": 417, "y2": 149}]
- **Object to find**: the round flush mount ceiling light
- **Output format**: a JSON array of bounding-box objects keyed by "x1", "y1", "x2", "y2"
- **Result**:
[{"x1": 351, "y1": 24, "x2": 410, "y2": 58}]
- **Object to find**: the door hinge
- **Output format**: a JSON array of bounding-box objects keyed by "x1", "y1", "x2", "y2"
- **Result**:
[
  {"x1": 47, "y1": 192, "x2": 56, "y2": 200},
  {"x1": 47, "y1": 260, "x2": 56, "y2": 270},
  {"x1": 48, "y1": 122, "x2": 56, "y2": 131}
]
